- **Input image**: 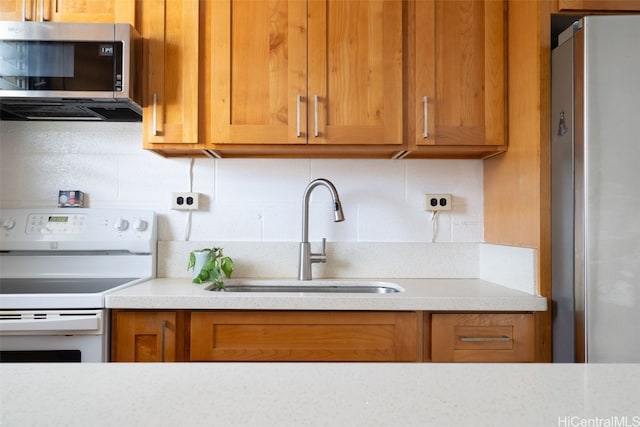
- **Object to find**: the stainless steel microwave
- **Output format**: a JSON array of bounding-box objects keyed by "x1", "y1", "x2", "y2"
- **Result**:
[{"x1": 0, "y1": 21, "x2": 142, "y2": 121}]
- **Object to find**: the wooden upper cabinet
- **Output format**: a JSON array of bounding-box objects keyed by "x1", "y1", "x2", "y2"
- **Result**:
[
  {"x1": 0, "y1": 0, "x2": 28, "y2": 20},
  {"x1": 141, "y1": 0, "x2": 200, "y2": 147},
  {"x1": 556, "y1": 0, "x2": 640, "y2": 11},
  {"x1": 408, "y1": 0, "x2": 507, "y2": 156},
  {"x1": 205, "y1": 0, "x2": 307, "y2": 145},
  {"x1": 307, "y1": 0, "x2": 403, "y2": 146},
  {"x1": 205, "y1": 0, "x2": 403, "y2": 147},
  {"x1": 0, "y1": 0, "x2": 135, "y2": 24}
]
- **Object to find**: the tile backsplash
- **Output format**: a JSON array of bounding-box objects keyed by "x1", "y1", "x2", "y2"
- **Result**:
[
  {"x1": 0, "y1": 122, "x2": 484, "y2": 244},
  {"x1": 0, "y1": 122, "x2": 539, "y2": 293}
]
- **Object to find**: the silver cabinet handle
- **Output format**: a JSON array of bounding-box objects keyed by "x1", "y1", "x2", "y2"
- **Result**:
[
  {"x1": 39, "y1": 0, "x2": 44, "y2": 21},
  {"x1": 314, "y1": 94, "x2": 319, "y2": 137},
  {"x1": 161, "y1": 319, "x2": 167, "y2": 362},
  {"x1": 22, "y1": 0, "x2": 34, "y2": 21},
  {"x1": 296, "y1": 94, "x2": 302, "y2": 137},
  {"x1": 423, "y1": 96, "x2": 429, "y2": 138},
  {"x1": 152, "y1": 93, "x2": 159, "y2": 136},
  {"x1": 459, "y1": 336, "x2": 511, "y2": 342}
]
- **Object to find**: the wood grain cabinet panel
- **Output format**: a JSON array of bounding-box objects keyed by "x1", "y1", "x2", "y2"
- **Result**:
[
  {"x1": 190, "y1": 311, "x2": 419, "y2": 362},
  {"x1": 111, "y1": 311, "x2": 178, "y2": 362},
  {"x1": 140, "y1": 0, "x2": 200, "y2": 149},
  {"x1": 407, "y1": 0, "x2": 507, "y2": 158},
  {"x1": 204, "y1": 0, "x2": 403, "y2": 148},
  {"x1": 0, "y1": 0, "x2": 135, "y2": 23},
  {"x1": 431, "y1": 313, "x2": 536, "y2": 362}
]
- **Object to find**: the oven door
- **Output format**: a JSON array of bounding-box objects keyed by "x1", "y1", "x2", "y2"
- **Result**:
[{"x1": 0, "y1": 309, "x2": 106, "y2": 362}]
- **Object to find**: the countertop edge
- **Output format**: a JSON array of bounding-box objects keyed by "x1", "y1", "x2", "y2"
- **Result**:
[{"x1": 105, "y1": 278, "x2": 548, "y2": 312}]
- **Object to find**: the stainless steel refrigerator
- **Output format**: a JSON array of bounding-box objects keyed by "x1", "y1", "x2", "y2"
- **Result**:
[{"x1": 551, "y1": 15, "x2": 640, "y2": 362}]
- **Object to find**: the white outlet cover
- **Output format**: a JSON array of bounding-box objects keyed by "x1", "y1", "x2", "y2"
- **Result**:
[{"x1": 424, "y1": 194, "x2": 452, "y2": 211}]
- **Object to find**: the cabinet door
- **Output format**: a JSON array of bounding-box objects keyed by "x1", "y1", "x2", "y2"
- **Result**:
[
  {"x1": 0, "y1": 0, "x2": 135, "y2": 23},
  {"x1": 557, "y1": 0, "x2": 640, "y2": 11},
  {"x1": 141, "y1": 0, "x2": 200, "y2": 147},
  {"x1": 206, "y1": 0, "x2": 402, "y2": 147},
  {"x1": 431, "y1": 313, "x2": 536, "y2": 362},
  {"x1": 190, "y1": 311, "x2": 419, "y2": 362},
  {"x1": 48, "y1": 0, "x2": 135, "y2": 23},
  {"x1": 307, "y1": 0, "x2": 403, "y2": 145},
  {"x1": 411, "y1": 0, "x2": 506, "y2": 151},
  {"x1": 206, "y1": 0, "x2": 307, "y2": 145},
  {"x1": 111, "y1": 311, "x2": 177, "y2": 362},
  {"x1": 0, "y1": 0, "x2": 28, "y2": 20}
]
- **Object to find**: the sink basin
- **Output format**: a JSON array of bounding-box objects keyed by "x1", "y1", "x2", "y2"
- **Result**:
[{"x1": 207, "y1": 280, "x2": 404, "y2": 294}]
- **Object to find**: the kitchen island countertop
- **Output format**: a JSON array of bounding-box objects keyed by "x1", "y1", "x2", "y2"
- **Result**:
[
  {"x1": 105, "y1": 278, "x2": 547, "y2": 311},
  {"x1": 1, "y1": 363, "x2": 638, "y2": 427}
]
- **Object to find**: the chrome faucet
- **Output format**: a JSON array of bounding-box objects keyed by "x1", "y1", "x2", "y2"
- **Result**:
[{"x1": 298, "y1": 178, "x2": 345, "y2": 280}]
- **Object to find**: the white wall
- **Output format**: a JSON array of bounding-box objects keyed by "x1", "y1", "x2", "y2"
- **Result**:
[{"x1": 0, "y1": 122, "x2": 484, "y2": 244}]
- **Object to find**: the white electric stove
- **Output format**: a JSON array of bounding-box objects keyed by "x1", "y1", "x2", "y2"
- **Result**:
[{"x1": 0, "y1": 208, "x2": 156, "y2": 362}]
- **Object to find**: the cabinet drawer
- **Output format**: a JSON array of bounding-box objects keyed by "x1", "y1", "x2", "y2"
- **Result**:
[
  {"x1": 431, "y1": 313, "x2": 535, "y2": 362},
  {"x1": 190, "y1": 311, "x2": 419, "y2": 362}
]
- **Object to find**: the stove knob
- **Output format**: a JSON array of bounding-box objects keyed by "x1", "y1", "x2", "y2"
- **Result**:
[
  {"x1": 133, "y1": 218, "x2": 148, "y2": 232},
  {"x1": 113, "y1": 218, "x2": 129, "y2": 232},
  {"x1": 1, "y1": 218, "x2": 16, "y2": 230}
]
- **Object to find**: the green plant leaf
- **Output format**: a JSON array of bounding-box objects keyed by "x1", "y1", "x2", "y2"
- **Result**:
[
  {"x1": 187, "y1": 252, "x2": 196, "y2": 271},
  {"x1": 220, "y1": 257, "x2": 234, "y2": 278},
  {"x1": 188, "y1": 246, "x2": 233, "y2": 289}
]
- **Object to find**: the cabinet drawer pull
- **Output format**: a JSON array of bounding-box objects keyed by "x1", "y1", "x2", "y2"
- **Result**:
[
  {"x1": 422, "y1": 96, "x2": 429, "y2": 138},
  {"x1": 459, "y1": 336, "x2": 511, "y2": 342},
  {"x1": 161, "y1": 319, "x2": 167, "y2": 362},
  {"x1": 296, "y1": 94, "x2": 302, "y2": 137},
  {"x1": 314, "y1": 94, "x2": 319, "y2": 137}
]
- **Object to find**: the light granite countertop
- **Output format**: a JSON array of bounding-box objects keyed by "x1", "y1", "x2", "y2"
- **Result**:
[
  {"x1": 105, "y1": 278, "x2": 547, "y2": 311},
  {"x1": 1, "y1": 363, "x2": 638, "y2": 427}
]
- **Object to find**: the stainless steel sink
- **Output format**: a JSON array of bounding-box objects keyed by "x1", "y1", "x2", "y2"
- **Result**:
[{"x1": 207, "y1": 280, "x2": 404, "y2": 294}]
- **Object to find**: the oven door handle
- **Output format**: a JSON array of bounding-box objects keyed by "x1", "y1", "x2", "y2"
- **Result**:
[{"x1": 0, "y1": 314, "x2": 101, "y2": 333}]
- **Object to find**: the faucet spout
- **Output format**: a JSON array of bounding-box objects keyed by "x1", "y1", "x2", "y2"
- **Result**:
[{"x1": 298, "y1": 178, "x2": 344, "y2": 280}]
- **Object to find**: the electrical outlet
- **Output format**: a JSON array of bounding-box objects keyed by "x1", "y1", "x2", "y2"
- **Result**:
[
  {"x1": 172, "y1": 192, "x2": 200, "y2": 210},
  {"x1": 425, "y1": 194, "x2": 452, "y2": 211}
]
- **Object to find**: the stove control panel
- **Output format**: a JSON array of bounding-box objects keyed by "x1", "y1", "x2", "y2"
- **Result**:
[
  {"x1": 27, "y1": 213, "x2": 88, "y2": 234},
  {"x1": 0, "y1": 208, "x2": 157, "y2": 253}
]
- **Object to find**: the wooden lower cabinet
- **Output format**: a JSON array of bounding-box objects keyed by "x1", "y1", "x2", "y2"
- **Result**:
[
  {"x1": 189, "y1": 311, "x2": 420, "y2": 362},
  {"x1": 110, "y1": 310, "x2": 538, "y2": 363},
  {"x1": 111, "y1": 310, "x2": 182, "y2": 362},
  {"x1": 430, "y1": 313, "x2": 536, "y2": 362}
]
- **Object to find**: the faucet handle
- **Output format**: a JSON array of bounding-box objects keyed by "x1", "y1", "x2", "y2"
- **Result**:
[{"x1": 309, "y1": 238, "x2": 327, "y2": 264}]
